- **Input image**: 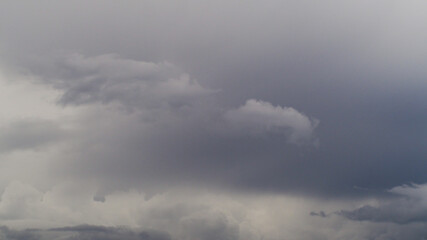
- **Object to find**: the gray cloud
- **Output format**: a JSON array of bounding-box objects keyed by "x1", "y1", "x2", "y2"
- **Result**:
[
  {"x1": 225, "y1": 99, "x2": 318, "y2": 144},
  {"x1": 0, "y1": 226, "x2": 40, "y2": 240},
  {"x1": 28, "y1": 53, "x2": 213, "y2": 110},
  {"x1": 336, "y1": 184, "x2": 427, "y2": 225},
  {"x1": 4, "y1": 51, "x2": 319, "y2": 195},
  {"x1": 50, "y1": 225, "x2": 171, "y2": 240},
  {"x1": 336, "y1": 205, "x2": 427, "y2": 224},
  {"x1": 0, "y1": 223, "x2": 238, "y2": 240},
  {"x1": 310, "y1": 211, "x2": 327, "y2": 218},
  {"x1": 0, "y1": 119, "x2": 65, "y2": 153},
  {"x1": 0, "y1": 225, "x2": 171, "y2": 240},
  {"x1": 179, "y1": 211, "x2": 239, "y2": 240},
  {"x1": 1, "y1": 1, "x2": 427, "y2": 239},
  {"x1": 2, "y1": 0, "x2": 427, "y2": 198}
]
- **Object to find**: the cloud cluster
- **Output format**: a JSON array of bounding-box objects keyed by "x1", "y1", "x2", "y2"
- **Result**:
[
  {"x1": 3, "y1": 0, "x2": 427, "y2": 197},
  {"x1": 337, "y1": 184, "x2": 427, "y2": 224},
  {"x1": 225, "y1": 99, "x2": 318, "y2": 143},
  {"x1": 3, "y1": 180, "x2": 427, "y2": 240},
  {"x1": 50, "y1": 225, "x2": 171, "y2": 240},
  {"x1": 2, "y1": 1, "x2": 427, "y2": 239},
  {"x1": 0, "y1": 181, "x2": 287, "y2": 240},
  {"x1": 1, "y1": 53, "x2": 318, "y2": 196},
  {"x1": 0, "y1": 225, "x2": 171, "y2": 240},
  {"x1": 28, "y1": 54, "x2": 213, "y2": 110}
]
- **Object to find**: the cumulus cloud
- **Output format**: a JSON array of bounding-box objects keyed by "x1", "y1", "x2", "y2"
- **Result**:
[
  {"x1": 4, "y1": 181, "x2": 427, "y2": 240},
  {"x1": 0, "y1": 181, "x2": 258, "y2": 240},
  {"x1": 3, "y1": 1, "x2": 427, "y2": 239},
  {"x1": 307, "y1": 183, "x2": 427, "y2": 239},
  {"x1": 225, "y1": 99, "x2": 318, "y2": 143},
  {"x1": 336, "y1": 183, "x2": 427, "y2": 224},
  {"x1": 0, "y1": 52, "x2": 319, "y2": 195},
  {"x1": 0, "y1": 181, "x2": 243, "y2": 238}
]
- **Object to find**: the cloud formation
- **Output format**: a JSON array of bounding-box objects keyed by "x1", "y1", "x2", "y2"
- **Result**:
[
  {"x1": 0, "y1": 225, "x2": 171, "y2": 240},
  {"x1": 225, "y1": 99, "x2": 318, "y2": 143},
  {"x1": 0, "y1": 119, "x2": 64, "y2": 154},
  {"x1": 337, "y1": 184, "x2": 427, "y2": 224},
  {"x1": 50, "y1": 225, "x2": 171, "y2": 240},
  {"x1": 1, "y1": 0, "x2": 427, "y2": 239},
  {"x1": 1, "y1": 52, "x2": 319, "y2": 195},
  {"x1": 29, "y1": 54, "x2": 213, "y2": 110}
]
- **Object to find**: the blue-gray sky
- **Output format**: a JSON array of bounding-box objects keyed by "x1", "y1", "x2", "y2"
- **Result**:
[{"x1": 1, "y1": 1, "x2": 427, "y2": 239}]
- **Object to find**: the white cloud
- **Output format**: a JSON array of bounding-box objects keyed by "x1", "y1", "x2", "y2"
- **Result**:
[
  {"x1": 0, "y1": 181, "x2": 339, "y2": 239},
  {"x1": 389, "y1": 183, "x2": 427, "y2": 200},
  {"x1": 335, "y1": 183, "x2": 427, "y2": 226},
  {"x1": 225, "y1": 99, "x2": 318, "y2": 143},
  {"x1": 3, "y1": 180, "x2": 427, "y2": 240}
]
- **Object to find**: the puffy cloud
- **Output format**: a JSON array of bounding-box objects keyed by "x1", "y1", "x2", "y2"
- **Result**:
[
  {"x1": 0, "y1": 182, "x2": 265, "y2": 239},
  {"x1": 225, "y1": 99, "x2": 318, "y2": 143},
  {"x1": 4, "y1": 181, "x2": 427, "y2": 240},
  {"x1": 336, "y1": 183, "x2": 427, "y2": 224},
  {"x1": 0, "y1": 52, "x2": 319, "y2": 195},
  {"x1": 2, "y1": 1, "x2": 427, "y2": 239},
  {"x1": 4, "y1": 0, "x2": 427, "y2": 199}
]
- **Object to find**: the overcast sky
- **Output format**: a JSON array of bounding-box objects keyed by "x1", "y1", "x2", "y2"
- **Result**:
[{"x1": 1, "y1": 1, "x2": 427, "y2": 239}]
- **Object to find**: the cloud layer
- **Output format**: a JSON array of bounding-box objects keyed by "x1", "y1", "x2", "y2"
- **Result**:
[
  {"x1": 1, "y1": 0, "x2": 427, "y2": 239},
  {"x1": 337, "y1": 184, "x2": 427, "y2": 225},
  {"x1": 33, "y1": 54, "x2": 212, "y2": 109}
]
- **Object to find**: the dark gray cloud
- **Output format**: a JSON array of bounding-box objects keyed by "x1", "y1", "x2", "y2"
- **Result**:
[
  {"x1": 24, "y1": 53, "x2": 213, "y2": 109},
  {"x1": 0, "y1": 223, "x2": 238, "y2": 240},
  {"x1": 0, "y1": 226, "x2": 40, "y2": 240},
  {"x1": 310, "y1": 211, "x2": 327, "y2": 218},
  {"x1": 0, "y1": 225, "x2": 171, "y2": 240},
  {"x1": 1, "y1": 1, "x2": 427, "y2": 239},
  {"x1": 7, "y1": 52, "x2": 319, "y2": 196},
  {"x1": 50, "y1": 225, "x2": 171, "y2": 240},
  {"x1": 1, "y1": 0, "x2": 427, "y2": 198}
]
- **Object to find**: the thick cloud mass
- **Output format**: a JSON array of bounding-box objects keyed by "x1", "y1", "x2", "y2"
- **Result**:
[
  {"x1": 336, "y1": 184, "x2": 427, "y2": 224},
  {"x1": 1, "y1": 0, "x2": 427, "y2": 239},
  {"x1": 5, "y1": 52, "x2": 318, "y2": 194},
  {"x1": 0, "y1": 225, "x2": 171, "y2": 240},
  {"x1": 30, "y1": 54, "x2": 213, "y2": 109}
]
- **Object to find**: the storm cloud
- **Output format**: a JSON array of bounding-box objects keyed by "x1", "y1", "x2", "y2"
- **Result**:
[
  {"x1": 1, "y1": 0, "x2": 427, "y2": 239},
  {"x1": 26, "y1": 53, "x2": 213, "y2": 109},
  {"x1": 0, "y1": 225, "x2": 171, "y2": 240}
]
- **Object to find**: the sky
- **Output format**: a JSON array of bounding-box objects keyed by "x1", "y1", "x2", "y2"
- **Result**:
[{"x1": 0, "y1": 1, "x2": 427, "y2": 239}]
